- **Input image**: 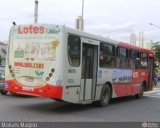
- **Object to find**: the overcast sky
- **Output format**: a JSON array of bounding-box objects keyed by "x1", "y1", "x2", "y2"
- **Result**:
[{"x1": 0, "y1": 0, "x2": 160, "y2": 43}]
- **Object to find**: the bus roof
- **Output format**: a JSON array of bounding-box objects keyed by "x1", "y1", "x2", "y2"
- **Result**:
[
  {"x1": 65, "y1": 26, "x2": 120, "y2": 45},
  {"x1": 119, "y1": 42, "x2": 154, "y2": 54},
  {"x1": 66, "y1": 26, "x2": 154, "y2": 55},
  {"x1": 11, "y1": 24, "x2": 154, "y2": 56}
]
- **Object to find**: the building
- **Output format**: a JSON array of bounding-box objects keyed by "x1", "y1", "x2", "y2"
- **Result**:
[
  {"x1": 0, "y1": 41, "x2": 7, "y2": 66},
  {"x1": 139, "y1": 32, "x2": 144, "y2": 47},
  {"x1": 144, "y1": 40, "x2": 153, "y2": 50},
  {"x1": 75, "y1": 16, "x2": 84, "y2": 31},
  {"x1": 130, "y1": 33, "x2": 136, "y2": 45}
]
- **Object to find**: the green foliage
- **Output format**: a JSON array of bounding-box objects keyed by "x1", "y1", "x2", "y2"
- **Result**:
[
  {"x1": 0, "y1": 55, "x2": 2, "y2": 65},
  {"x1": 152, "y1": 41, "x2": 160, "y2": 62}
]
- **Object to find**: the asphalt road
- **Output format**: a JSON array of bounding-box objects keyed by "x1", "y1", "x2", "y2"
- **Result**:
[{"x1": 0, "y1": 83, "x2": 160, "y2": 122}]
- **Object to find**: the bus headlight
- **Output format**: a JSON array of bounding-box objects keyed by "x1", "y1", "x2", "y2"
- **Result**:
[
  {"x1": 46, "y1": 77, "x2": 50, "y2": 81},
  {"x1": 51, "y1": 68, "x2": 55, "y2": 73}
]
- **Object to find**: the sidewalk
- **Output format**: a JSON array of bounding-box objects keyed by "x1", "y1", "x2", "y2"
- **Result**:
[
  {"x1": 155, "y1": 82, "x2": 160, "y2": 88},
  {"x1": 144, "y1": 83, "x2": 160, "y2": 98}
]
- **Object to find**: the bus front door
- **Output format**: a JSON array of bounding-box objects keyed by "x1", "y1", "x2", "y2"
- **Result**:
[
  {"x1": 80, "y1": 43, "x2": 98, "y2": 101},
  {"x1": 148, "y1": 57, "x2": 154, "y2": 90}
]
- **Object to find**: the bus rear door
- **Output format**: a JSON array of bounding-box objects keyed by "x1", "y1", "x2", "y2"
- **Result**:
[{"x1": 80, "y1": 43, "x2": 98, "y2": 101}]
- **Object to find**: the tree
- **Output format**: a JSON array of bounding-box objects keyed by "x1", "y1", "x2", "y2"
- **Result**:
[
  {"x1": 152, "y1": 41, "x2": 160, "y2": 62},
  {"x1": 0, "y1": 55, "x2": 2, "y2": 65}
]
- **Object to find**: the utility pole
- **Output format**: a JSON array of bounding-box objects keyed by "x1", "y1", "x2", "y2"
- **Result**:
[
  {"x1": 82, "y1": 0, "x2": 84, "y2": 22},
  {"x1": 34, "y1": 0, "x2": 38, "y2": 24},
  {"x1": 81, "y1": 0, "x2": 84, "y2": 31},
  {"x1": 75, "y1": 0, "x2": 84, "y2": 31}
]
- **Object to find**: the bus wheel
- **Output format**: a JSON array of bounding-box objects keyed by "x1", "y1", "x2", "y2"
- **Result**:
[
  {"x1": 135, "y1": 85, "x2": 144, "y2": 99},
  {"x1": 97, "y1": 85, "x2": 111, "y2": 107},
  {"x1": 0, "y1": 90, "x2": 8, "y2": 95}
]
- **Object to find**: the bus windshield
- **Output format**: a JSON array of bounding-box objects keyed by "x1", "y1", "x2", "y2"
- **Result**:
[{"x1": 8, "y1": 24, "x2": 62, "y2": 86}]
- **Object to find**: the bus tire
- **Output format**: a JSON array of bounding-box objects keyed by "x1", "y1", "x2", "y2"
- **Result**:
[
  {"x1": 97, "y1": 85, "x2": 111, "y2": 107},
  {"x1": 135, "y1": 85, "x2": 144, "y2": 99}
]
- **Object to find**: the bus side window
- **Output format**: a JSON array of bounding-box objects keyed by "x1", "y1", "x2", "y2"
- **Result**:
[
  {"x1": 129, "y1": 50, "x2": 139, "y2": 70},
  {"x1": 140, "y1": 52, "x2": 148, "y2": 69},
  {"x1": 117, "y1": 47, "x2": 128, "y2": 68},
  {"x1": 99, "y1": 42, "x2": 115, "y2": 68},
  {"x1": 68, "y1": 35, "x2": 81, "y2": 67}
]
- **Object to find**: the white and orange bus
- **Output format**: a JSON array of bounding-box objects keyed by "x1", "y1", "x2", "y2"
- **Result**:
[{"x1": 4, "y1": 24, "x2": 155, "y2": 106}]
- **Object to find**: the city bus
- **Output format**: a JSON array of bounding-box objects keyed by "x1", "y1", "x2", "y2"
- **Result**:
[{"x1": 4, "y1": 24, "x2": 155, "y2": 106}]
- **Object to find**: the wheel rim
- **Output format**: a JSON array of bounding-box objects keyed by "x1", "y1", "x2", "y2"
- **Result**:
[{"x1": 102, "y1": 89, "x2": 109, "y2": 103}]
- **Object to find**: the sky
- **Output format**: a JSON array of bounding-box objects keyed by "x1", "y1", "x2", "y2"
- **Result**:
[{"x1": 0, "y1": 0, "x2": 160, "y2": 44}]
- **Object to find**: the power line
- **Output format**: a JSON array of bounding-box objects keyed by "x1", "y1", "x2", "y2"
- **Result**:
[{"x1": 149, "y1": 23, "x2": 160, "y2": 29}]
